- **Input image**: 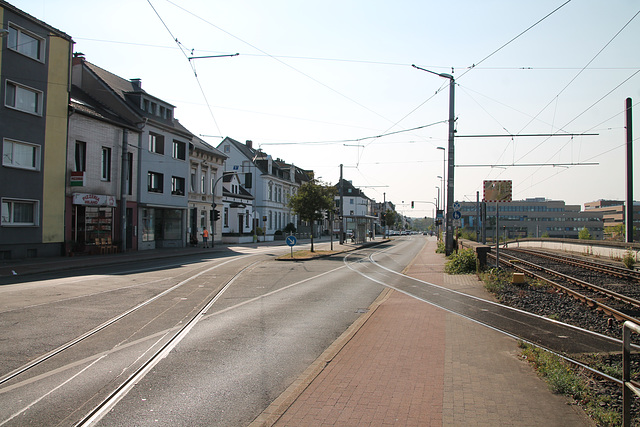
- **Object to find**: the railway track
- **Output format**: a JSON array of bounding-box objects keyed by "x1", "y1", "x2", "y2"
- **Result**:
[{"x1": 492, "y1": 248, "x2": 640, "y2": 326}]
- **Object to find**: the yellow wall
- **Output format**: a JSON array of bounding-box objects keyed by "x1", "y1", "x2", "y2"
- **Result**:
[{"x1": 42, "y1": 36, "x2": 71, "y2": 243}]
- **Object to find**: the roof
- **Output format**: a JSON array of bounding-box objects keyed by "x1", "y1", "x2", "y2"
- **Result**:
[
  {"x1": 70, "y1": 86, "x2": 138, "y2": 130},
  {"x1": 190, "y1": 136, "x2": 227, "y2": 159},
  {"x1": 220, "y1": 137, "x2": 312, "y2": 184},
  {"x1": 0, "y1": 1, "x2": 72, "y2": 41},
  {"x1": 336, "y1": 179, "x2": 370, "y2": 200}
]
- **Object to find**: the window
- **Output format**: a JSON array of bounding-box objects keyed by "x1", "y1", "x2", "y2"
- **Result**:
[
  {"x1": 172, "y1": 140, "x2": 186, "y2": 160},
  {"x1": 200, "y1": 176, "x2": 205, "y2": 193},
  {"x1": 101, "y1": 147, "x2": 111, "y2": 181},
  {"x1": 224, "y1": 207, "x2": 229, "y2": 227},
  {"x1": 171, "y1": 176, "x2": 185, "y2": 196},
  {"x1": 74, "y1": 141, "x2": 86, "y2": 172},
  {"x1": 148, "y1": 171, "x2": 163, "y2": 193},
  {"x1": 211, "y1": 175, "x2": 216, "y2": 195},
  {"x1": 148, "y1": 133, "x2": 164, "y2": 154},
  {"x1": 127, "y1": 152, "x2": 133, "y2": 195},
  {"x1": 191, "y1": 170, "x2": 196, "y2": 192},
  {"x1": 223, "y1": 145, "x2": 230, "y2": 153},
  {"x1": 7, "y1": 25, "x2": 44, "y2": 61},
  {"x1": 3, "y1": 139, "x2": 39, "y2": 170},
  {"x1": 2, "y1": 198, "x2": 38, "y2": 226},
  {"x1": 5, "y1": 81, "x2": 42, "y2": 115}
]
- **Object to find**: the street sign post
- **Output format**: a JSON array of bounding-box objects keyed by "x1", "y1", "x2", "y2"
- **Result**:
[{"x1": 285, "y1": 235, "x2": 297, "y2": 258}]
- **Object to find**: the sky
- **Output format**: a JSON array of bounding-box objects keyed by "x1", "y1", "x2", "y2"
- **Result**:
[{"x1": 13, "y1": 0, "x2": 640, "y2": 217}]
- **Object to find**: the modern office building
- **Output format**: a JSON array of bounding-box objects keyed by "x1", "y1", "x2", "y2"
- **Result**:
[{"x1": 459, "y1": 198, "x2": 604, "y2": 241}]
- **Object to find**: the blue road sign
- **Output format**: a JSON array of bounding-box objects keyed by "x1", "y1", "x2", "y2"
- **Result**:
[
  {"x1": 285, "y1": 235, "x2": 297, "y2": 247},
  {"x1": 452, "y1": 211, "x2": 462, "y2": 220}
]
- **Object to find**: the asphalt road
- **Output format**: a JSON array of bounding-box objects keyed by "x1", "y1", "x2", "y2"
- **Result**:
[{"x1": 0, "y1": 237, "x2": 426, "y2": 426}]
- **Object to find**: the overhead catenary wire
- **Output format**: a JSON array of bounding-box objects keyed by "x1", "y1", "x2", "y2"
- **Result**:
[{"x1": 146, "y1": 0, "x2": 224, "y2": 136}]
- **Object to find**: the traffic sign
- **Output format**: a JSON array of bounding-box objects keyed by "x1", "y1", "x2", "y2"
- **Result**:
[
  {"x1": 285, "y1": 235, "x2": 297, "y2": 247},
  {"x1": 453, "y1": 202, "x2": 461, "y2": 211},
  {"x1": 452, "y1": 211, "x2": 461, "y2": 220}
]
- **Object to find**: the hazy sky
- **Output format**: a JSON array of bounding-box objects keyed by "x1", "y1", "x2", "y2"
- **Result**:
[{"x1": 14, "y1": 0, "x2": 640, "y2": 216}]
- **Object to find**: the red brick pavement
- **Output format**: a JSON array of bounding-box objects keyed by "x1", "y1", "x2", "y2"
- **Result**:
[{"x1": 254, "y1": 238, "x2": 593, "y2": 427}]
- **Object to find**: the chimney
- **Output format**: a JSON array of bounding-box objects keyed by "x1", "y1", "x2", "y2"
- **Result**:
[
  {"x1": 72, "y1": 52, "x2": 85, "y2": 66},
  {"x1": 130, "y1": 78, "x2": 142, "y2": 90},
  {"x1": 246, "y1": 140, "x2": 253, "y2": 149}
]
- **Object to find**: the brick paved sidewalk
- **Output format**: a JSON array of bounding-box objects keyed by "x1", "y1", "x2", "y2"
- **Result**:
[{"x1": 255, "y1": 238, "x2": 593, "y2": 426}]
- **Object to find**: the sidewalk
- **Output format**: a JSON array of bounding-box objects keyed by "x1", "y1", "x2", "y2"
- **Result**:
[
  {"x1": 252, "y1": 238, "x2": 594, "y2": 426},
  {"x1": 0, "y1": 236, "x2": 358, "y2": 279}
]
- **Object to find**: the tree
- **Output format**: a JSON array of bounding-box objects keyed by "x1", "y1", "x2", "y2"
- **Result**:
[
  {"x1": 288, "y1": 181, "x2": 336, "y2": 252},
  {"x1": 578, "y1": 227, "x2": 592, "y2": 240},
  {"x1": 383, "y1": 209, "x2": 397, "y2": 229}
]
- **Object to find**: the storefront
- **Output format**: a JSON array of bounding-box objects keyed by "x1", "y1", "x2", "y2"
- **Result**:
[{"x1": 71, "y1": 193, "x2": 116, "y2": 249}]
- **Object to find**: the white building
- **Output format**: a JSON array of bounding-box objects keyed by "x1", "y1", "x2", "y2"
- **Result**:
[{"x1": 217, "y1": 138, "x2": 312, "y2": 239}]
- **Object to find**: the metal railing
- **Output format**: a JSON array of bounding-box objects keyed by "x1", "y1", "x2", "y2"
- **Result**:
[{"x1": 623, "y1": 321, "x2": 640, "y2": 426}]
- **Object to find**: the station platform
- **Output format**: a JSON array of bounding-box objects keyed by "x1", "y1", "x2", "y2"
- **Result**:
[{"x1": 252, "y1": 237, "x2": 595, "y2": 426}]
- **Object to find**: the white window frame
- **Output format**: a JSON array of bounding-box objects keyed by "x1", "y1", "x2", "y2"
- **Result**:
[
  {"x1": 172, "y1": 140, "x2": 186, "y2": 160},
  {"x1": 1, "y1": 198, "x2": 39, "y2": 226},
  {"x1": 2, "y1": 138, "x2": 40, "y2": 170},
  {"x1": 147, "y1": 171, "x2": 164, "y2": 193},
  {"x1": 148, "y1": 132, "x2": 164, "y2": 154},
  {"x1": 7, "y1": 23, "x2": 45, "y2": 62},
  {"x1": 5, "y1": 80, "x2": 43, "y2": 116}
]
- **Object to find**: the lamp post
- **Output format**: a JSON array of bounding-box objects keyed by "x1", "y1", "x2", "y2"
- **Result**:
[{"x1": 414, "y1": 64, "x2": 455, "y2": 255}]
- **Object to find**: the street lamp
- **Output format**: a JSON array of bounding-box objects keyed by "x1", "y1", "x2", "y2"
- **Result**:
[
  {"x1": 435, "y1": 186, "x2": 440, "y2": 210},
  {"x1": 414, "y1": 64, "x2": 455, "y2": 255}
]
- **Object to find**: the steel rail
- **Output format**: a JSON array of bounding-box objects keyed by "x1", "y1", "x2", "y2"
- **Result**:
[
  {"x1": 492, "y1": 252, "x2": 640, "y2": 324},
  {"x1": 509, "y1": 247, "x2": 640, "y2": 283},
  {"x1": 74, "y1": 260, "x2": 260, "y2": 427},
  {"x1": 0, "y1": 254, "x2": 253, "y2": 386}
]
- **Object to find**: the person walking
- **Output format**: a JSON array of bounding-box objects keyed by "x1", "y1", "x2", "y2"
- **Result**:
[{"x1": 202, "y1": 228, "x2": 209, "y2": 248}]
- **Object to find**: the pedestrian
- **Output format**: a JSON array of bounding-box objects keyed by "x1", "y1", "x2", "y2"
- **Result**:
[{"x1": 203, "y1": 228, "x2": 209, "y2": 248}]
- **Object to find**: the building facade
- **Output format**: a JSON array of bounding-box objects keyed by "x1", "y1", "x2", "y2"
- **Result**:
[
  {"x1": 0, "y1": 2, "x2": 73, "y2": 259},
  {"x1": 335, "y1": 179, "x2": 376, "y2": 243},
  {"x1": 217, "y1": 138, "x2": 312, "y2": 238},
  {"x1": 459, "y1": 198, "x2": 604, "y2": 241},
  {"x1": 65, "y1": 86, "x2": 140, "y2": 254},
  {"x1": 584, "y1": 200, "x2": 640, "y2": 240},
  {"x1": 72, "y1": 56, "x2": 192, "y2": 250},
  {"x1": 188, "y1": 136, "x2": 226, "y2": 245}
]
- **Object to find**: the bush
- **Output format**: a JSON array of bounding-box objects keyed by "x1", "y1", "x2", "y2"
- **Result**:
[
  {"x1": 435, "y1": 240, "x2": 446, "y2": 254},
  {"x1": 480, "y1": 268, "x2": 511, "y2": 294},
  {"x1": 444, "y1": 248, "x2": 477, "y2": 274},
  {"x1": 623, "y1": 250, "x2": 636, "y2": 270}
]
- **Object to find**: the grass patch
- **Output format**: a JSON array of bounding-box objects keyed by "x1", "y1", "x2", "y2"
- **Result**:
[
  {"x1": 518, "y1": 341, "x2": 623, "y2": 426},
  {"x1": 479, "y1": 268, "x2": 511, "y2": 294},
  {"x1": 276, "y1": 250, "x2": 338, "y2": 260}
]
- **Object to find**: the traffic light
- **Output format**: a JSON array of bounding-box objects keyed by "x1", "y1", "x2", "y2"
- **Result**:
[
  {"x1": 325, "y1": 211, "x2": 331, "y2": 220},
  {"x1": 411, "y1": 201, "x2": 414, "y2": 209},
  {"x1": 213, "y1": 210, "x2": 220, "y2": 221}
]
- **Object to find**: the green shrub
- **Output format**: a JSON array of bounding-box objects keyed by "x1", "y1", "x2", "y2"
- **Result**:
[
  {"x1": 623, "y1": 250, "x2": 636, "y2": 270},
  {"x1": 435, "y1": 241, "x2": 446, "y2": 254},
  {"x1": 480, "y1": 268, "x2": 510, "y2": 294},
  {"x1": 444, "y1": 248, "x2": 476, "y2": 274}
]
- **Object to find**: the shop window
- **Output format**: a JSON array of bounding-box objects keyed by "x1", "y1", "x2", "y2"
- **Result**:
[
  {"x1": 2, "y1": 198, "x2": 38, "y2": 226},
  {"x1": 148, "y1": 171, "x2": 163, "y2": 193},
  {"x1": 142, "y1": 208, "x2": 155, "y2": 242},
  {"x1": 3, "y1": 138, "x2": 39, "y2": 170},
  {"x1": 82, "y1": 207, "x2": 112, "y2": 244}
]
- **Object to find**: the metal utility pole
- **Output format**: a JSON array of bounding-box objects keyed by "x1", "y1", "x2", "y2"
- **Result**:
[
  {"x1": 120, "y1": 129, "x2": 128, "y2": 253},
  {"x1": 626, "y1": 98, "x2": 634, "y2": 243},
  {"x1": 412, "y1": 65, "x2": 455, "y2": 254},
  {"x1": 339, "y1": 164, "x2": 344, "y2": 245},
  {"x1": 444, "y1": 75, "x2": 456, "y2": 255}
]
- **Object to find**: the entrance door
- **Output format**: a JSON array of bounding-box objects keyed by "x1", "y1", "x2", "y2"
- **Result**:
[{"x1": 238, "y1": 214, "x2": 244, "y2": 234}]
